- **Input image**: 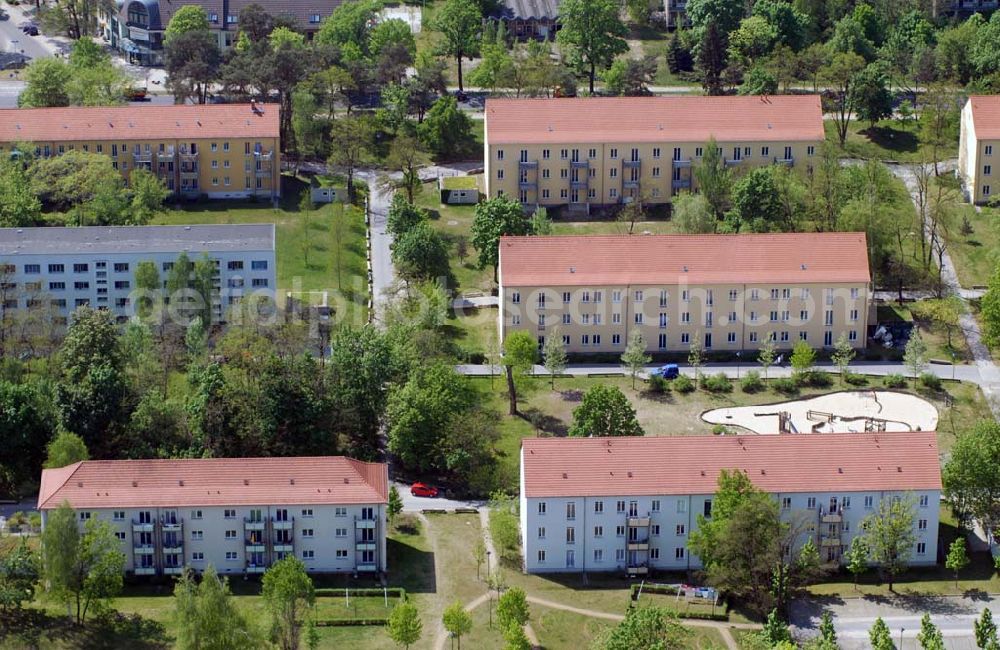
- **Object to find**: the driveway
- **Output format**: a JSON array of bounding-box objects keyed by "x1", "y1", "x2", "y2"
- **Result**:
[
  {"x1": 791, "y1": 594, "x2": 994, "y2": 649},
  {"x1": 393, "y1": 481, "x2": 483, "y2": 512}
]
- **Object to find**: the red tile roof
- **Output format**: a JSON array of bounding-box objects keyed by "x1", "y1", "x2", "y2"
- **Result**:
[
  {"x1": 969, "y1": 96, "x2": 1000, "y2": 140},
  {"x1": 37, "y1": 456, "x2": 388, "y2": 510},
  {"x1": 485, "y1": 95, "x2": 825, "y2": 145},
  {"x1": 521, "y1": 432, "x2": 942, "y2": 498},
  {"x1": 499, "y1": 233, "x2": 871, "y2": 287},
  {"x1": 0, "y1": 103, "x2": 280, "y2": 144}
]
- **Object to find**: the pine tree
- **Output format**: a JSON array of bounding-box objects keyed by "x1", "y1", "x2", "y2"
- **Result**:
[
  {"x1": 697, "y1": 21, "x2": 727, "y2": 96},
  {"x1": 666, "y1": 31, "x2": 693, "y2": 73},
  {"x1": 819, "y1": 611, "x2": 838, "y2": 646}
]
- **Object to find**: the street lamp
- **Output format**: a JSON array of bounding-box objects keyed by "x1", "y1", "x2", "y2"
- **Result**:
[
  {"x1": 899, "y1": 627, "x2": 905, "y2": 648},
  {"x1": 952, "y1": 352, "x2": 957, "y2": 381},
  {"x1": 735, "y1": 351, "x2": 741, "y2": 380}
]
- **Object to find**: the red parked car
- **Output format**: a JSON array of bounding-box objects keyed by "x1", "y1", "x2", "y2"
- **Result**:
[{"x1": 410, "y1": 483, "x2": 439, "y2": 498}]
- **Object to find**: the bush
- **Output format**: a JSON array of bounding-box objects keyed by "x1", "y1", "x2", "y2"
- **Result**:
[
  {"x1": 647, "y1": 374, "x2": 669, "y2": 394},
  {"x1": 920, "y1": 372, "x2": 942, "y2": 390},
  {"x1": 844, "y1": 372, "x2": 869, "y2": 386},
  {"x1": 740, "y1": 370, "x2": 763, "y2": 393},
  {"x1": 771, "y1": 377, "x2": 799, "y2": 395},
  {"x1": 711, "y1": 424, "x2": 730, "y2": 435},
  {"x1": 883, "y1": 373, "x2": 907, "y2": 388},
  {"x1": 672, "y1": 374, "x2": 694, "y2": 393},
  {"x1": 802, "y1": 371, "x2": 833, "y2": 388},
  {"x1": 702, "y1": 373, "x2": 733, "y2": 393}
]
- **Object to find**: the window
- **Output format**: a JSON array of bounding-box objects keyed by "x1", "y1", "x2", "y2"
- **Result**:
[
  {"x1": 850, "y1": 288, "x2": 859, "y2": 299},
  {"x1": 985, "y1": 185, "x2": 992, "y2": 196},
  {"x1": 849, "y1": 330, "x2": 858, "y2": 342},
  {"x1": 919, "y1": 495, "x2": 929, "y2": 508},
  {"x1": 251, "y1": 260, "x2": 268, "y2": 271},
  {"x1": 986, "y1": 145, "x2": 993, "y2": 156},
  {"x1": 79, "y1": 512, "x2": 91, "y2": 521},
  {"x1": 73, "y1": 263, "x2": 88, "y2": 273},
  {"x1": 566, "y1": 527, "x2": 575, "y2": 544},
  {"x1": 612, "y1": 334, "x2": 621, "y2": 345},
  {"x1": 807, "y1": 497, "x2": 816, "y2": 509},
  {"x1": 192, "y1": 552, "x2": 205, "y2": 561},
  {"x1": 336, "y1": 528, "x2": 348, "y2": 537},
  {"x1": 538, "y1": 502, "x2": 546, "y2": 515},
  {"x1": 593, "y1": 500, "x2": 604, "y2": 514},
  {"x1": 537, "y1": 527, "x2": 545, "y2": 539},
  {"x1": 617, "y1": 500, "x2": 626, "y2": 513},
  {"x1": 302, "y1": 529, "x2": 314, "y2": 538},
  {"x1": 566, "y1": 502, "x2": 576, "y2": 520},
  {"x1": 987, "y1": 165, "x2": 994, "y2": 176},
  {"x1": 115, "y1": 531, "x2": 126, "y2": 541},
  {"x1": 634, "y1": 313, "x2": 643, "y2": 325},
  {"x1": 112, "y1": 511, "x2": 125, "y2": 521},
  {"x1": 680, "y1": 332, "x2": 690, "y2": 344},
  {"x1": 864, "y1": 495, "x2": 874, "y2": 509},
  {"x1": 191, "y1": 510, "x2": 202, "y2": 520},
  {"x1": 23, "y1": 264, "x2": 40, "y2": 274},
  {"x1": 612, "y1": 313, "x2": 621, "y2": 324},
  {"x1": 224, "y1": 509, "x2": 236, "y2": 519},
  {"x1": 918, "y1": 519, "x2": 927, "y2": 531},
  {"x1": 594, "y1": 549, "x2": 604, "y2": 562},
  {"x1": 191, "y1": 530, "x2": 204, "y2": 540},
  {"x1": 917, "y1": 542, "x2": 926, "y2": 555},
  {"x1": 675, "y1": 547, "x2": 685, "y2": 559},
  {"x1": 615, "y1": 549, "x2": 626, "y2": 562},
  {"x1": 512, "y1": 291, "x2": 521, "y2": 304},
  {"x1": 336, "y1": 549, "x2": 349, "y2": 559},
  {"x1": 594, "y1": 526, "x2": 603, "y2": 538},
  {"x1": 537, "y1": 550, "x2": 547, "y2": 563},
  {"x1": 301, "y1": 509, "x2": 313, "y2": 518},
  {"x1": 616, "y1": 525, "x2": 626, "y2": 537},
  {"x1": 652, "y1": 167, "x2": 661, "y2": 177},
  {"x1": 761, "y1": 146, "x2": 770, "y2": 157},
  {"x1": 704, "y1": 500, "x2": 712, "y2": 517},
  {"x1": 651, "y1": 499, "x2": 660, "y2": 512},
  {"x1": 302, "y1": 550, "x2": 315, "y2": 559},
  {"x1": 225, "y1": 530, "x2": 237, "y2": 539},
  {"x1": 335, "y1": 507, "x2": 347, "y2": 517},
  {"x1": 497, "y1": 149, "x2": 505, "y2": 160},
  {"x1": 782, "y1": 497, "x2": 792, "y2": 509},
  {"x1": 225, "y1": 551, "x2": 238, "y2": 561},
  {"x1": 49, "y1": 282, "x2": 65, "y2": 291},
  {"x1": 807, "y1": 145, "x2": 815, "y2": 156}
]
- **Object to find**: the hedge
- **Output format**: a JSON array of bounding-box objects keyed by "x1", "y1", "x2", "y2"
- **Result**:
[{"x1": 314, "y1": 618, "x2": 388, "y2": 627}]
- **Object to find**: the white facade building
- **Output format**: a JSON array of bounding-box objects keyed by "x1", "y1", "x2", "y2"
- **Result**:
[
  {"x1": 959, "y1": 96, "x2": 1000, "y2": 205},
  {"x1": 38, "y1": 456, "x2": 388, "y2": 577},
  {"x1": 0, "y1": 224, "x2": 275, "y2": 323},
  {"x1": 520, "y1": 433, "x2": 941, "y2": 575}
]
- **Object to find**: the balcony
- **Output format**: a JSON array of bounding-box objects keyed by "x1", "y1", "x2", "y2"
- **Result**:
[
  {"x1": 273, "y1": 543, "x2": 294, "y2": 553},
  {"x1": 357, "y1": 563, "x2": 378, "y2": 572},
  {"x1": 255, "y1": 168, "x2": 271, "y2": 177},
  {"x1": 570, "y1": 160, "x2": 589, "y2": 169},
  {"x1": 627, "y1": 541, "x2": 650, "y2": 551},
  {"x1": 245, "y1": 543, "x2": 266, "y2": 553},
  {"x1": 133, "y1": 152, "x2": 153, "y2": 163},
  {"x1": 157, "y1": 149, "x2": 175, "y2": 160},
  {"x1": 246, "y1": 565, "x2": 267, "y2": 574},
  {"x1": 272, "y1": 518, "x2": 294, "y2": 530},
  {"x1": 356, "y1": 541, "x2": 377, "y2": 551},
  {"x1": 244, "y1": 518, "x2": 266, "y2": 531},
  {"x1": 570, "y1": 180, "x2": 589, "y2": 190},
  {"x1": 672, "y1": 158, "x2": 692, "y2": 168},
  {"x1": 179, "y1": 168, "x2": 199, "y2": 178},
  {"x1": 133, "y1": 545, "x2": 155, "y2": 555},
  {"x1": 518, "y1": 160, "x2": 538, "y2": 169},
  {"x1": 255, "y1": 151, "x2": 274, "y2": 161},
  {"x1": 627, "y1": 517, "x2": 650, "y2": 527},
  {"x1": 626, "y1": 566, "x2": 649, "y2": 576},
  {"x1": 162, "y1": 542, "x2": 183, "y2": 554},
  {"x1": 672, "y1": 179, "x2": 692, "y2": 190},
  {"x1": 356, "y1": 519, "x2": 377, "y2": 529},
  {"x1": 622, "y1": 160, "x2": 641, "y2": 169},
  {"x1": 774, "y1": 156, "x2": 794, "y2": 166},
  {"x1": 623, "y1": 180, "x2": 640, "y2": 190},
  {"x1": 134, "y1": 567, "x2": 157, "y2": 576},
  {"x1": 161, "y1": 519, "x2": 182, "y2": 532},
  {"x1": 821, "y1": 513, "x2": 842, "y2": 524},
  {"x1": 163, "y1": 566, "x2": 184, "y2": 576},
  {"x1": 518, "y1": 181, "x2": 537, "y2": 190},
  {"x1": 724, "y1": 158, "x2": 742, "y2": 167},
  {"x1": 820, "y1": 537, "x2": 841, "y2": 547},
  {"x1": 132, "y1": 521, "x2": 154, "y2": 533},
  {"x1": 179, "y1": 149, "x2": 199, "y2": 160}
]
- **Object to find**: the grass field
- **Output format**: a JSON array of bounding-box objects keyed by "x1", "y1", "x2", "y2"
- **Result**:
[
  {"x1": 153, "y1": 175, "x2": 368, "y2": 326},
  {"x1": 942, "y1": 202, "x2": 1000, "y2": 289},
  {"x1": 471, "y1": 374, "x2": 990, "y2": 488},
  {"x1": 824, "y1": 118, "x2": 937, "y2": 162},
  {"x1": 876, "y1": 302, "x2": 973, "y2": 364}
]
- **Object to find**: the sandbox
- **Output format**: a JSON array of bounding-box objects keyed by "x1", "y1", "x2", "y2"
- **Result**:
[{"x1": 701, "y1": 390, "x2": 939, "y2": 434}]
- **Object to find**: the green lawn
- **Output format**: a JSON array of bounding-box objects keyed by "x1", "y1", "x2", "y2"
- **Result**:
[
  {"x1": 877, "y1": 303, "x2": 972, "y2": 365},
  {"x1": 943, "y1": 202, "x2": 1000, "y2": 289},
  {"x1": 153, "y1": 175, "x2": 368, "y2": 326},
  {"x1": 825, "y1": 118, "x2": 938, "y2": 162},
  {"x1": 472, "y1": 374, "x2": 990, "y2": 490}
]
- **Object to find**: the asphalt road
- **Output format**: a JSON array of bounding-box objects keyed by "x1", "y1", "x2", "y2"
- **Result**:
[
  {"x1": 0, "y1": 18, "x2": 54, "y2": 61},
  {"x1": 0, "y1": 81, "x2": 177, "y2": 108}
]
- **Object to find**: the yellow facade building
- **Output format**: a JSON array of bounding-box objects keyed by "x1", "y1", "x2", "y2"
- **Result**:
[
  {"x1": 0, "y1": 103, "x2": 280, "y2": 201},
  {"x1": 959, "y1": 96, "x2": 999, "y2": 205},
  {"x1": 484, "y1": 95, "x2": 825, "y2": 213},
  {"x1": 498, "y1": 233, "x2": 872, "y2": 355}
]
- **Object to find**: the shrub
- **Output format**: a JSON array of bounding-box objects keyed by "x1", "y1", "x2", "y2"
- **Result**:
[
  {"x1": 711, "y1": 424, "x2": 729, "y2": 435},
  {"x1": 920, "y1": 372, "x2": 942, "y2": 390},
  {"x1": 844, "y1": 372, "x2": 868, "y2": 386},
  {"x1": 883, "y1": 373, "x2": 907, "y2": 388},
  {"x1": 647, "y1": 374, "x2": 669, "y2": 394},
  {"x1": 740, "y1": 370, "x2": 763, "y2": 393},
  {"x1": 702, "y1": 373, "x2": 733, "y2": 393},
  {"x1": 672, "y1": 374, "x2": 694, "y2": 393},
  {"x1": 802, "y1": 371, "x2": 833, "y2": 388},
  {"x1": 771, "y1": 377, "x2": 799, "y2": 395}
]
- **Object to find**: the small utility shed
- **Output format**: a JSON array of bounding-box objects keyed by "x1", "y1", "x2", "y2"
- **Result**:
[
  {"x1": 439, "y1": 175, "x2": 481, "y2": 204},
  {"x1": 310, "y1": 176, "x2": 346, "y2": 204}
]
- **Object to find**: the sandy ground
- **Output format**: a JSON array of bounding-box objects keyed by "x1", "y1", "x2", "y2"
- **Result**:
[{"x1": 702, "y1": 391, "x2": 939, "y2": 434}]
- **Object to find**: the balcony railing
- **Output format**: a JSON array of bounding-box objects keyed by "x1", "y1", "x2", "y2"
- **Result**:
[
  {"x1": 821, "y1": 513, "x2": 842, "y2": 524},
  {"x1": 355, "y1": 541, "x2": 377, "y2": 551},
  {"x1": 272, "y1": 517, "x2": 294, "y2": 530},
  {"x1": 246, "y1": 543, "x2": 266, "y2": 553},
  {"x1": 157, "y1": 149, "x2": 175, "y2": 160},
  {"x1": 570, "y1": 160, "x2": 589, "y2": 169},
  {"x1": 672, "y1": 158, "x2": 692, "y2": 168},
  {"x1": 163, "y1": 566, "x2": 184, "y2": 575},
  {"x1": 132, "y1": 521, "x2": 154, "y2": 532},
  {"x1": 627, "y1": 516, "x2": 650, "y2": 527},
  {"x1": 244, "y1": 518, "x2": 266, "y2": 531},
  {"x1": 179, "y1": 150, "x2": 199, "y2": 160},
  {"x1": 273, "y1": 542, "x2": 294, "y2": 553},
  {"x1": 357, "y1": 563, "x2": 378, "y2": 572},
  {"x1": 627, "y1": 541, "x2": 650, "y2": 551},
  {"x1": 724, "y1": 158, "x2": 742, "y2": 166},
  {"x1": 570, "y1": 180, "x2": 589, "y2": 190},
  {"x1": 246, "y1": 565, "x2": 267, "y2": 574},
  {"x1": 622, "y1": 160, "x2": 641, "y2": 168},
  {"x1": 518, "y1": 160, "x2": 538, "y2": 169},
  {"x1": 161, "y1": 519, "x2": 182, "y2": 532},
  {"x1": 820, "y1": 537, "x2": 841, "y2": 547},
  {"x1": 518, "y1": 181, "x2": 537, "y2": 190},
  {"x1": 773, "y1": 156, "x2": 794, "y2": 166},
  {"x1": 626, "y1": 565, "x2": 649, "y2": 576},
  {"x1": 133, "y1": 152, "x2": 153, "y2": 163},
  {"x1": 356, "y1": 518, "x2": 377, "y2": 529},
  {"x1": 623, "y1": 180, "x2": 640, "y2": 189},
  {"x1": 133, "y1": 545, "x2": 155, "y2": 555},
  {"x1": 672, "y1": 179, "x2": 692, "y2": 189},
  {"x1": 134, "y1": 567, "x2": 156, "y2": 576}
]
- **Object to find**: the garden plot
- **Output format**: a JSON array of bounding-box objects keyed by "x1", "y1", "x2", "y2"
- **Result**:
[{"x1": 702, "y1": 391, "x2": 938, "y2": 434}]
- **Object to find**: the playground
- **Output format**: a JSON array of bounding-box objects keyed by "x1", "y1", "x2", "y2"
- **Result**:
[{"x1": 701, "y1": 390, "x2": 939, "y2": 435}]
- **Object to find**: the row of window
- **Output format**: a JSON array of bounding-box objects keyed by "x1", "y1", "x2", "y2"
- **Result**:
[
  {"x1": 535, "y1": 547, "x2": 683, "y2": 565},
  {"x1": 31, "y1": 141, "x2": 270, "y2": 157},
  {"x1": 537, "y1": 523, "x2": 685, "y2": 540},
  {"x1": 103, "y1": 506, "x2": 371, "y2": 522},
  {"x1": 530, "y1": 329, "x2": 858, "y2": 351},
  {"x1": 502, "y1": 145, "x2": 815, "y2": 163},
  {"x1": 15, "y1": 260, "x2": 268, "y2": 275},
  {"x1": 525, "y1": 308, "x2": 860, "y2": 328},
  {"x1": 512, "y1": 287, "x2": 861, "y2": 305}
]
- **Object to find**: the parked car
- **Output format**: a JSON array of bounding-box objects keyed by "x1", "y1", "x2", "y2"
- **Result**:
[
  {"x1": 410, "y1": 483, "x2": 439, "y2": 498},
  {"x1": 0, "y1": 10, "x2": 10, "y2": 20},
  {"x1": 124, "y1": 87, "x2": 148, "y2": 101},
  {"x1": 24, "y1": 25, "x2": 38, "y2": 36},
  {"x1": 652, "y1": 364, "x2": 680, "y2": 379}
]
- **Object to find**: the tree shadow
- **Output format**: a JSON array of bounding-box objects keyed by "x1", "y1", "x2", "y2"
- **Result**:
[
  {"x1": 559, "y1": 389, "x2": 584, "y2": 403},
  {"x1": 519, "y1": 407, "x2": 568, "y2": 437},
  {"x1": 860, "y1": 126, "x2": 920, "y2": 154},
  {"x1": 386, "y1": 538, "x2": 437, "y2": 595}
]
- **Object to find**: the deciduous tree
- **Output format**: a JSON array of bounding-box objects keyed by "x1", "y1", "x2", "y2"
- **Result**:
[
  {"x1": 944, "y1": 422, "x2": 1000, "y2": 543},
  {"x1": 392, "y1": 222, "x2": 450, "y2": 283},
  {"x1": 44, "y1": 430, "x2": 89, "y2": 469},
  {"x1": 601, "y1": 606, "x2": 691, "y2": 650},
  {"x1": 542, "y1": 330, "x2": 567, "y2": 389},
  {"x1": 174, "y1": 565, "x2": 263, "y2": 649},
  {"x1": 502, "y1": 331, "x2": 537, "y2": 416},
  {"x1": 917, "y1": 613, "x2": 944, "y2": 650},
  {"x1": 471, "y1": 196, "x2": 530, "y2": 279},
  {"x1": 443, "y1": 600, "x2": 473, "y2": 649},
  {"x1": 869, "y1": 616, "x2": 895, "y2": 650},
  {"x1": 693, "y1": 137, "x2": 731, "y2": 219},
  {"x1": 387, "y1": 598, "x2": 422, "y2": 649},
  {"x1": 569, "y1": 384, "x2": 643, "y2": 437},
  {"x1": 861, "y1": 495, "x2": 916, "y2": 591},
  {"x1": 262, "y1": 556, "x2": 316, "y2": 650},
  {"x1": 821, "y1": 53, "x2": 866, "y2": 146},
  {"x1": 975, "y1": 607, "x2": 998, "y2": 650},
  {"x1": 556, "y1": 0, "x2": 628, "y2": 93},
  {"x1": 328, "y1": 115, "x2": 373, "y2": 203},
  {"x1": 621, "y1": 330, "x2": 651, "y2": 390},
  {"x1": 418, "y1": 96, "x2": 474, "y2": 160},
  {"x1": 431, "y1": 0, "x2": 482, "y2": 92}
]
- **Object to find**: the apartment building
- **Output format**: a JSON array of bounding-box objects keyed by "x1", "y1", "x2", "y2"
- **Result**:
[
  {"x1": 490, "y1": 0, "x2": 561, "y2": 40},
  {"x1": 100, "y1": 0, "x2": 345, "y2": 64},
  {"x1": 520, "y1": 433, "x2": 942, "y2": 575},
  {"x1": 959, "y1": 96, "x2": 999, "y2": 205},
  {"x1": 483, "y1": 95, "x2": 824, "y2": 213},
  {"x1": 664, "y1": 0, "x2": 690, "y2": 29},
  {"x1": 0, "y1": 103, "x2": 280, "y2": 201},
  {"x1": 498, "y1": 233, "x2": 871, "y2": 355},
  {"x1": 0, "y1": 224, "x2": 276, "y2": 322},
  {"x1": 38, "y1": 456, "x2": 389, "y2": 576}
]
